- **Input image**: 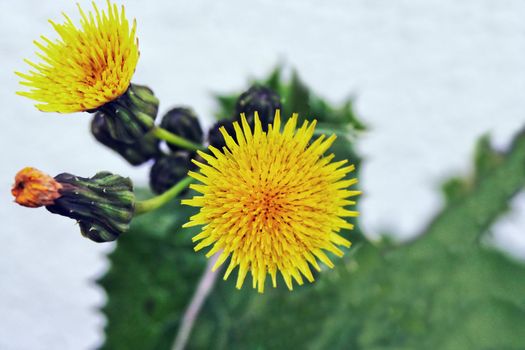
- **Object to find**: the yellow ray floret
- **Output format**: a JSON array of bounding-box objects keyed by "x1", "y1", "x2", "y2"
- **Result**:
[
  {"x1": 182, "y1": 111, "x2": 360, "y2": 293},
  {"x1": 16, "y1": 1, "x2": 139, "y2": 113}
]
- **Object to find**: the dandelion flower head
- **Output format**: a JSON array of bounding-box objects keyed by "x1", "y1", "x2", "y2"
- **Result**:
[
  {"x1": 17, "y1": 1, "x2": 139, "y2": 113},
  {"x1": 183, "y1": 111, "x2": 360, "y2": 293}
]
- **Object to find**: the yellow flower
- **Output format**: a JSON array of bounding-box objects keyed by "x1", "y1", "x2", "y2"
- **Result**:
[
  {"x1": 16, "y1": 1, "x2": 139, "y2": 113},
  {"x1": 183, "y1": 111, "x2": 360, "y2": 293}
]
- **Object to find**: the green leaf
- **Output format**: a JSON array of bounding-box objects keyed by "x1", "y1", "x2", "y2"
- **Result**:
[
  {"x1": 213, "y1": 95, "x2": 238, "y2": 121},
  {"x1": 282, "y1": 70, "x2": 310, "y2": 123},
  {"x1": 474, "y1": 134, "x2": 504, "y2": 179},
  {"x1": 263, "y1": 65, "x2": 283, "y2": 91},
  {"x1": 443, "y1": 134, "x2": 507, "y2": 206},
  {"x1": 99, "y1": 191, "x2": 205, "y2": 350}
]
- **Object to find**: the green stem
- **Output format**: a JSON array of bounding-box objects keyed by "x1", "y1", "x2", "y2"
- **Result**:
[
  {"x1": 134, "y1": 176, "x2": 194, "y2": 215},
  {"x1": 151, "y1": 127, "x2": 207, "y2": 151},
  {"x1": 313, "y1": 124, "x2": 355, "y2": 139}
]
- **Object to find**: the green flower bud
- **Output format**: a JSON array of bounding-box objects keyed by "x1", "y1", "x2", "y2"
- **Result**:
[
  {"x1": 91, "y1": 113, "x2": 161, "y2": 166},
  {"x1": 234, "y1": 85, "x2": 281, "y2": 131},
  {"x1": 46, "y1": 172, "x2": 135, "y2": 242},
  {"x1": 94, "y1": 84, "x2": 159, "y2": 144},
  {"x1": 207, "y1": 119, "x2": 236, "y2": 150},
  {"x1": 149, "y1": 152, "x2": 194, "y2": 195},
  {"x1": 160, "y1": 107, "x2": 203, "y2": 152}
]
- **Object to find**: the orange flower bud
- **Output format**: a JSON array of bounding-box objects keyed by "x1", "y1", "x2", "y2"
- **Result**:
[{"x1": 12, "y1": 167, "x2": 62, "y2": 208}]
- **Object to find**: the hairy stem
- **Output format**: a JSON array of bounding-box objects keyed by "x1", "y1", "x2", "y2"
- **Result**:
[
  {"x1": 134, "y1": 176, "x2": 194, "y2": 215},
  {"x1": 151, "y1": 126, "x2": 206, "y2": 151},
  {"x1": 172, "y1": 254, "x2": 221, "y2": 350}
]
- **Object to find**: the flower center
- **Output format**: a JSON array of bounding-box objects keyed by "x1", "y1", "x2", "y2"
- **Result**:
[{"x1": 246, "y1": 186, "x2": 289, "y2": 230}]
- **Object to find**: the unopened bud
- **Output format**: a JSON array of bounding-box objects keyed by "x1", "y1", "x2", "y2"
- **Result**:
[
  {"x1": 12, "y1": 167, "x2": 62, "y2": 208},
  {"x1": 46, "y1": 172, "x2": 135, "y2": 242},
  {"x1": 149, "y1": 152, "x2": 194, "y2": 195},
  {"x1": 94, "y1": 84, "x2": 159, "y2": 144},
  {"x1": 207, "y1": 119, "x2": 236, "y2": 150},
  {"x1": 234, "y1": 85, "x2": 281, "y2": 131},
  {"x1": 91, "y1": 113, "x2": 160, "y2": 166},
  {"x1": 12, "y1": 168, "x2": 135, "y2": 243},
  {"x1": 160, "y1": 107, "x2": 203, "y2": 152}
]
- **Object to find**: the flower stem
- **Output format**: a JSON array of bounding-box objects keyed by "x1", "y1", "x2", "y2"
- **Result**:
[
  {"x1": 151, "y1": 126, "x2": 206, "y2": 151},
  {"x1": 134, "y1": 176, "x2": 194, "y2": 215},
  {"x1": 172, "y1": 254, "x2": 221, "y2": 350}
]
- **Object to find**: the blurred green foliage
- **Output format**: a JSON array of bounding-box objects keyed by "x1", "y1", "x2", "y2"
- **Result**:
[{"x1": 99, "y1": 68, "x2": 525, "y2": 350}]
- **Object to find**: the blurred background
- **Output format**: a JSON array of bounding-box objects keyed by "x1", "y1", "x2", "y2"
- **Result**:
[{"x1": 1, "y1": 0, "x2": 525, "y2": 348}]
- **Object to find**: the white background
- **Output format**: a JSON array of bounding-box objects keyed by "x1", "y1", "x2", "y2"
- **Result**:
[{"x1": 1, "y1": 0, "x2": 525, "y2": 349}]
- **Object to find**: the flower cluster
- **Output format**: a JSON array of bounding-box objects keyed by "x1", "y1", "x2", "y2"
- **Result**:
[{"x1": 13, "y1": 1, "x2": 360, "y2": 292}]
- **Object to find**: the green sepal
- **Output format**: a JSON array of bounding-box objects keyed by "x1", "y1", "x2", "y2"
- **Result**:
[
  {"x1": 46, "y1": 171, "x2": 135, "y2": 242},
  {"x1": 95, "y1": 84, "x2": 159, "y2": 144},
  {"x1": 91, "y1": 113, "x2": 161, "y2": 166}
]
